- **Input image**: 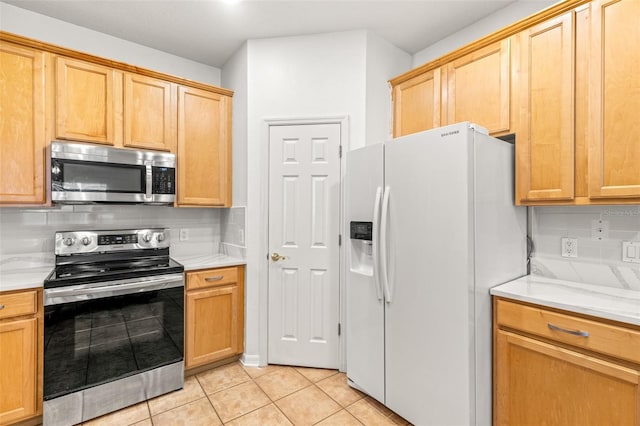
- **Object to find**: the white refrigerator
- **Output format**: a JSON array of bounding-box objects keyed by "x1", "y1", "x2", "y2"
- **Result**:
[{"x1": 346, "y1": 122, "x2": 527, "y2": 426}]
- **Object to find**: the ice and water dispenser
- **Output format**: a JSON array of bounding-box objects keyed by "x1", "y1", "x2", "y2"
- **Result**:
[{"x1": 349, "y1": 221, "x2": 374, "y2": 275}]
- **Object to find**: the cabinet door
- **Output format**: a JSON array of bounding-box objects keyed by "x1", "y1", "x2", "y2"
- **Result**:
[
  {"x1": 0, "y1": 318, "x2": 37, "y2": 425},
  {"x1": 392, "y1": 68, "x2": 442, "y2": 137},
  {"x1": 124, "y1": 73, "x2": 176, "y2": 152},
  {"x1": 495, "y1": 330, "x2": 639, "y2": 426},
  {"x1": 55, "y1": 57, "x2": 122, "y2": 145},
  {"x1": 0, "y1": 43, "x2": 46, "y2": 204},
  {"x1": 589, "y1": 0, "x2": 640, "y2": 198},
  {"x1": 446, "y1": 39, "x2": 510, "y2": 134},
  {"x1": 177, "y1": 86, "x2": 231, "y2": 206},
  {"x1": 186, "y1": 285, "x2": 240, "y2": 368},
  {"x1": 515, "y1": 13, "x2": 575, "y2": 203}
]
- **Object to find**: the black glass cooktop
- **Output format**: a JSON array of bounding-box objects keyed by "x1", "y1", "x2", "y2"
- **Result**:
[{"x1": 45, "y1": 256, "x2": 184, "y2": 288}]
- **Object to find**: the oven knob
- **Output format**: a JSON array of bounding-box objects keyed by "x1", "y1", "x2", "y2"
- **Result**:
[
  {"x1": 81, "y1": 237, "x2": 91, "y2": 246},
  {"x1": 143, "y1": 233, "x2": 153, "y2": 243},
  {"x1": 63, "y1": 237, "x2": 75, "y2": 246},
  {"x1": 156, "y1": 233, "x2": 165, "y2": 242}
]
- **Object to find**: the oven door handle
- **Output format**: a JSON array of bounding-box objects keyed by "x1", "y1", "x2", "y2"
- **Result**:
[{"x1": 44, "y1": 273, "x2": 184, "y2": 305}]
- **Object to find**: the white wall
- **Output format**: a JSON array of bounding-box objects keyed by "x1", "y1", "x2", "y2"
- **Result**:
[
  {"x1": 0, "y1": 2, "x2": 221, "y2": 85},
  {"x1": 241, "y1": 30, "x2": 368, "y2": 365},
  {"x1": 222, "y1": 43, "x2": 249, "y2": 206},
  {"x1": 365, "y1": 32, "x2": 412, "y2": 143},
  {"x1": 233, "y1": 29, "x2": 410, "y2": 365},
  {"x1": 530, "y1": 206, "x2": 640, "y2": 290},
  {"x1": 412, "y1": 0, "x2": 556, "y2": 68}
]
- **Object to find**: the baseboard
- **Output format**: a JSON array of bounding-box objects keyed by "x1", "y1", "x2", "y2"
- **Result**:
[{"x1": 240, "y1": 353, "x2": 261, "y2": 367}]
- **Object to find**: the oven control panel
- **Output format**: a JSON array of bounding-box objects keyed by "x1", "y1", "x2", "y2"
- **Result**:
[
  {"x1": 55, "y1": 229, "x2": 170, "y2": 255},
  {"x1": 98, "y1": 234, "x2": 139, "y2": 245}
]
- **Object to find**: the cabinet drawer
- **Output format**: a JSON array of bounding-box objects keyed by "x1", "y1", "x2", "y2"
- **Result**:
[
  {"x1": 496, "y1": 299, "x2": 640, "y2": 365},
  {"x1": 187, "y1": 267, "x2": 238, "y2": 290},
  {"x1": 0, "y1": 290, "x2": 37, "y2": 320}
]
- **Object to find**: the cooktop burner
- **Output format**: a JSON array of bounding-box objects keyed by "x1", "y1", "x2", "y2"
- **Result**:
[{"x1": 45, "y1": 228, "x2": 184, "y2": 288}]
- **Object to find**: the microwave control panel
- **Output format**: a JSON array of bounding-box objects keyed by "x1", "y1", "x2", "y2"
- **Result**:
[{"x1": 152, "y1": 167, "x2": 176, "y2": 194}]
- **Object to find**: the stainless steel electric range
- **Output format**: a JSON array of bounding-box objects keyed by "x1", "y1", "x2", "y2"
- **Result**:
[{"x1": 43, "y1": 229, "x2": 184, "y2": 426}]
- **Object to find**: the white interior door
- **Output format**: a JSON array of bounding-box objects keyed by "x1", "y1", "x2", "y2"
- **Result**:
[{"x1": 268, "y1": 122, "x2": 341, "y2": 368}]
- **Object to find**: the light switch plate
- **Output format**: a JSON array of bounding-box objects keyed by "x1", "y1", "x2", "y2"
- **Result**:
[{"x1": 622, "y1": 241, "x2": 640, "y2": 263}]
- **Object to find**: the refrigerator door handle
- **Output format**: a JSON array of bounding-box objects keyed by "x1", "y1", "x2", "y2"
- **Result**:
[
  {"x1": 372, "y1": 186, "x2": 383, "y2": 301},
  {"x1": 380, "y1": 185, "x2": 392, "y2": 303}
]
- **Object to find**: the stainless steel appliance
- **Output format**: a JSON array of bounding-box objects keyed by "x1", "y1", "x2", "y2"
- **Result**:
[
  {"x1": 50, "y1": 141, "x2": 176, "y2": 205},
  {"x1": 43, "y1": 228, "x2": 184, "y2": 426}
]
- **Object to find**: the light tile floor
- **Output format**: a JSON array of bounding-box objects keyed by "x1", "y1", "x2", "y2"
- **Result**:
[{"x1": 81, "y1": 362, "x2": 411, "y2": 426}]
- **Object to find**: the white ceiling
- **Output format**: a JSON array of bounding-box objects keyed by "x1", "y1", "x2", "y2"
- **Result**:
[{"x1": 5, "y1": 0, "x2": 519, "y2": 68}]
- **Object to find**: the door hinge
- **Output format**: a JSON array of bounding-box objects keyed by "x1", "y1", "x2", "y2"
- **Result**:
[
  {"x1": 338, "y1": 323, "x2": 342, "y2": 336},
  {"x1": 338, "y1": 234, "x2": 342, "y2": 246},
  {"x1": 339, "y1": 145, "x2": 342, "y2": 158}
]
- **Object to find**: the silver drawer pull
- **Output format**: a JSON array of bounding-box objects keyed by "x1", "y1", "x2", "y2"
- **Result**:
[
  {"x1": 548, "y1": 323, "x2": 589, "y2": 337},
  {"x1": 205, "y1": 276, "x2": 224, "y2": 282},
  {"x1": 0, "y1": 304, "x2": 4, "y2": 310}
]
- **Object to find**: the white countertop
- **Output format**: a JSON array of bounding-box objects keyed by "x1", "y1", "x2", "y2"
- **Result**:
[
  {"x1": 173, "y1": 253, "x2": 246, "y2": 271},
  {"x1": 0, "y1": 253, "x2": 55, "y2": 292},
  {"x1": 0, "y1": 252, "x2": 245, "y2": 293},
  {"x1": 491, "y1": 275, "x2": 640, "y2": 326}
]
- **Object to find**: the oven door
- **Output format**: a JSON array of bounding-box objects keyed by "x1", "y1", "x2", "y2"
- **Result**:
[{"x1": 43, "y1": 274, "x2": 184, "y2": 401}]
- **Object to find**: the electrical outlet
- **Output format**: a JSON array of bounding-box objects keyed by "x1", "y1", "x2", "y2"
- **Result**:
[
  {"x1": 591, "y1": 219, "x2": 610, "y2": 240},
  {"x1": 179, "y1": 228, "x2": 189, "y2": 241},
  {"x1": 561, "y1": 237, "x2": 578, "y2": 258}
]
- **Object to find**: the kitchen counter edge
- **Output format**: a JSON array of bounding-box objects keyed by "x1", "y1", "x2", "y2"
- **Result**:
[
  {"x1": 0, "y1": 253, "x2": 246, "y2": 293},
  {"x1": 491, "y1": 275, "x2": 640, "y2": 327}
]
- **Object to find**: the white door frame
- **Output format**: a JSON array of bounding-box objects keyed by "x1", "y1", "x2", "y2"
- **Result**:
[{"x1": 258, "y1": 116, "x2": 349, "y2": 371}]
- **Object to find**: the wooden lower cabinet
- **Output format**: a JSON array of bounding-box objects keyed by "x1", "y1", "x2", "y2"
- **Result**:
[
  {"x1": 185, "y1": 266, "x2": 244, "y2": 369},
  {"x1": 494, "y1": 298, "x2": 640, "y2": 425},
  {"x1": 0, "y1": 289, "x2": 42, "y2": 426}
]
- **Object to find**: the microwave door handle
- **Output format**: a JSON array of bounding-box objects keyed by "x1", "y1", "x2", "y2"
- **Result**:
[{"x1": 145, "y1": 162, "x2": 153, "y2": 201}]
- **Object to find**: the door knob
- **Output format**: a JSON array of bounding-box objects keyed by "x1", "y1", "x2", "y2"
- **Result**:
[{"x1": 271, "y1": 252, "x2": 286, "y2": 261}]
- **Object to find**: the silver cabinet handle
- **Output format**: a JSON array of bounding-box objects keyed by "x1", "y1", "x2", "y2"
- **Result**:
[
  {"x1": 548, "y1": 323, "x2": 589, "y2": 337},
  {"x1": 205, "y1": 276, "x2": 224, "y2": 282}
]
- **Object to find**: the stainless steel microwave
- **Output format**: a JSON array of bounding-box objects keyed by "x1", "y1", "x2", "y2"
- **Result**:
[{"x1": 50, "y1": 141, "x2": 176, "y2": 205}]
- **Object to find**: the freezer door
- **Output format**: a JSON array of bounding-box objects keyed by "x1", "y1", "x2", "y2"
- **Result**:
[
  {"x1": 345, "y1": 143, "x2": 385, "y2": 403},
  {"x1": 383, "y1": 123, "x2": 475, "y2": 425}
]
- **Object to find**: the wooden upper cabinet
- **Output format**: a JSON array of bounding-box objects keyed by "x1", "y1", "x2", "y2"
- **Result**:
[
  {"x1": 123, "y1": 73, "x2": 177, "y2": 152},
  {"x1": 55, "y1": 56, "x2": 122, "y2": 145},
  {"x1": 177, "y1": 86, "x2": 231, "y2": 207},
  {"x1": 589, "y1": 0, "x2": 640, "y2": 199},
  {"x1": 0, "y1": 42, "x2": 46, "y2": 205},
  {"x1": 392, "y1": 68, "x2": 442, "y2": 137},
  {"x1": 515, "y1": 12, "x2": 575, "y2": 203},
  {"x1": 446, "y1": 39, "x2": 511, "y2": 135}
]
